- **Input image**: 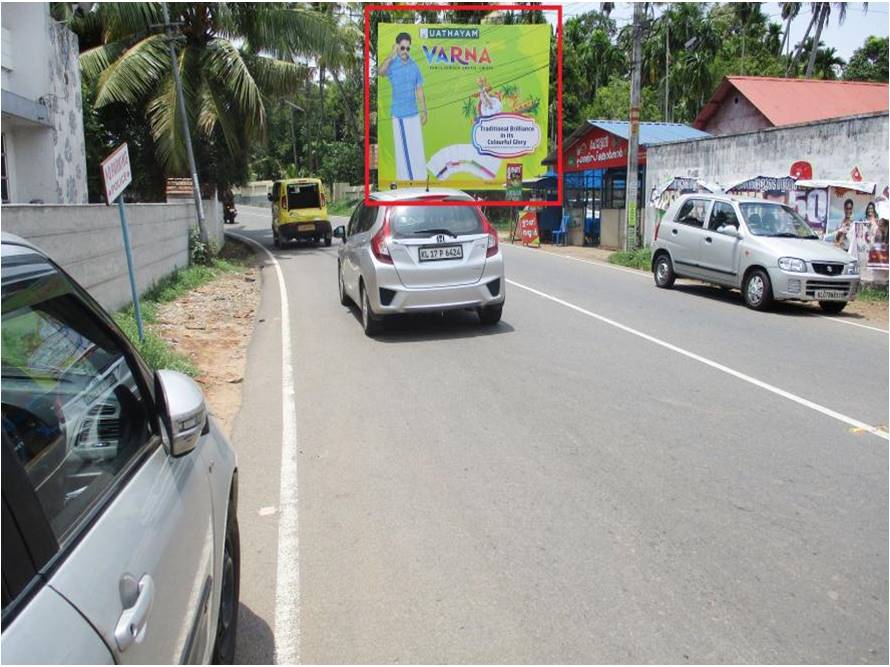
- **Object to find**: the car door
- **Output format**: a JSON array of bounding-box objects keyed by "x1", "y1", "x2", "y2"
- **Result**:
[
  {"x1": 698, "y1": 201, "x2": 743, "y2": 285},
  {"x1": 1, "y1": 252, "x2": 216, "y2": 664},
  {"x1": 2, "y1": 436, "x2": 113, "y2": 664},
  {"x1": 345, "y1": 204, "x2": 377, "y2": 297},
  {"x1": 668, "y1": 197, "x2": 712, "y2": 278}
]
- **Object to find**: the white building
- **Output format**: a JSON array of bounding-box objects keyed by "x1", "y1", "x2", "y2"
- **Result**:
[{"x1": 1, "y1": 2, "x2": 88, "y2": 204}]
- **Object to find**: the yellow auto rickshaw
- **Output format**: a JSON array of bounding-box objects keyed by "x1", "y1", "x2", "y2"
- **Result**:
[{"x1": 269, "y1": 178, "x2": 332, "y2": 247}]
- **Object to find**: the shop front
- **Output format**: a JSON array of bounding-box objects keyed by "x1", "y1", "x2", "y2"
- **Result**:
[{"x1": 549, "y1": 121, "x2": 710, "y2": 248}]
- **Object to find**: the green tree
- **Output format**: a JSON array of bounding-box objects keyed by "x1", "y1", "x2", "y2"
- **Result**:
[
  {"x1": 581, "y1": 78, "x2": 662, "y2": 122},
  {"x1": 844, "y1": 35, "x2": 889, "y2": 81},
  {"x1": 57, "y1": 2, "x2": 342, "y2": 175}
]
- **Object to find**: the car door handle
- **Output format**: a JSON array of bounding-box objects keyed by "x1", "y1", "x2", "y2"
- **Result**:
[
  {"x1": 671, "y1": 229, "x2": 678, "y2": 236},
  {"x1": 114, "y1": 575, "x2": 154, "y2": 652},
  {"x1": 705, "y1": 236, "x2": 712, "y2": 243}
]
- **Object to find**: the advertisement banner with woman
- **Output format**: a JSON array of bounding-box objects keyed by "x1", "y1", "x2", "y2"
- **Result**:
[
  {"x1": 377, "y1": 23, "x2": 551, "y2": 191},
  {"x1": 825, "y1": 189, "x2": 888, "y2": 284}
]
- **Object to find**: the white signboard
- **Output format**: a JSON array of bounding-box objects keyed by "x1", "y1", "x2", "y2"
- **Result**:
[
  {"x1": 472, "y1": 114, "x2": 541, "y2": 159},
  {"x1": 101, "y1": 143, "x2": 132, "y2": 204}
]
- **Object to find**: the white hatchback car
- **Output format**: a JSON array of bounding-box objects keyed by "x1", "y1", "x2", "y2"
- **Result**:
[
  {"x1": 1, "y1": 234, "x2": 239, "y2": 664},
  {"x1": 334, "y1": 188, "x2": 505, "y2": 336}
]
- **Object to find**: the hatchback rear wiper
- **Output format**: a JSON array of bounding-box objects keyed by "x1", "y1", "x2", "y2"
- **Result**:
[{"x1": 412, "y1": 228, "x2": 459, "y2": 238}]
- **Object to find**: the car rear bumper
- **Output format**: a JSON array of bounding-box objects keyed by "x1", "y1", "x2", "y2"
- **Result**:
[
  {"x1": 768, "y1": 268, "x2": 859, "y2": 302},
  {"x1": 278, "y1": 220, "x2": 332, "y2": 240},
  {"x1": 367, "y1": 254, "x2": 505, "y2": 313}
]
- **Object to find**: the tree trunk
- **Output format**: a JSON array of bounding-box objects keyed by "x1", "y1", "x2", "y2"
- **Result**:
[
  {"x1": 787, "y1": 5, "x2": 819, "y2": 76},
  {"x1": 805, "y1": 4, "x2": 828, "y2": 78},
  {"x1": 331, "y1": 68, "x2": 360, "y2": 141}
]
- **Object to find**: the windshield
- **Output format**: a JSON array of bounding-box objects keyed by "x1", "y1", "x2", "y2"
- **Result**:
[
  {"x1": 739, "y1": 203, "x2": 818, "y2": 239},
  {"x1": 389, "y1": 206, "x2": 484, "y2": 239},
  {"x1": 286, "y1": 183, "x2": 321, "y2": 210}
]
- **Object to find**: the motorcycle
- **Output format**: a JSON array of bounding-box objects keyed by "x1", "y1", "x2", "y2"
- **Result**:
[{"x1": 223, "y1": 201, "x2": 237, "y2": 225}]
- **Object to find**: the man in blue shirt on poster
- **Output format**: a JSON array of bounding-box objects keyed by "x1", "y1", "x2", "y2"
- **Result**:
[{"x1": 380, "y1": 32, "x2": 428, "y2": 184}]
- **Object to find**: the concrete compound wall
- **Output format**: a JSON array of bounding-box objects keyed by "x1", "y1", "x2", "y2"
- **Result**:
[
  {"x1": 644, "y1": 112, "x2": 889, "y2": 244},
  {"x1": 2, "y1": 200, "x2": 223, "y2": 312}
]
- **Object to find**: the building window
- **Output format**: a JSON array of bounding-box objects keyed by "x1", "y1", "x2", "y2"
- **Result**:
[{"x1": 2, "y1": 134, "x2": 9, "y2": 204}]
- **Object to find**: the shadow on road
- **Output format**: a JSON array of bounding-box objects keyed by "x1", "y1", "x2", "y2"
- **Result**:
[
  {"x1": 344, "y1": 303, "x2": 514, "y2": 341},
  {"x1": 671, "y1": 283, "x2": 875, "y2": 322},
  {"x1": 234, "y1": 602, "x2": 275, "y2": 664}
]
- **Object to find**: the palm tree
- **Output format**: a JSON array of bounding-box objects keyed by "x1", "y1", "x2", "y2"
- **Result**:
[
  {"x1": 779, "y1": 2, "x2": 801, "y2": 60},
  {"x1": 58, "y1": 2, "x2": 341, "y2": 173},
  {"x1": 805, "y1": 2, "x2": 862, "y2": 78}
]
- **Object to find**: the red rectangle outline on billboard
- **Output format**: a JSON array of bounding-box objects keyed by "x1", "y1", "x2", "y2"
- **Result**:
[{"x1": 364, "y1": 3, "x2": 563, "y2": 208}]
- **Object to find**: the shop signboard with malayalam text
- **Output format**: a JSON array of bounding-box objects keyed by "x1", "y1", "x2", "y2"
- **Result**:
[
  {"x1": 565, "y1": 127, "x2": 643, "y2": 172},
  {"x1": 376, "y1": 23, "x2": 551, "y2": 191},
  {"x1": 518, "y1": 209, "x2": 540, "y2": 247}
]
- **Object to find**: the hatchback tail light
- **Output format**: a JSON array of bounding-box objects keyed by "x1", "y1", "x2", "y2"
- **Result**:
[
  {"x1": 371, "y1": 212, "x2": 393, "y2": 264},
  {"x1": 481, "y1": 213, "x2": 499, "y2": 258}
]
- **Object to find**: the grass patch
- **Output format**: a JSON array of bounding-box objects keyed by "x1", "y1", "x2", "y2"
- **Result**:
[
  {"x1": 115, "y1": 240, "x2": 252, "y2": 375},
  {"x1": 328, "y1": 198, "x2": 359, "y2": 216},
  {"x1": 608, "y1": 247, "x2": 652, "y2": 271},
  {"x1": 857, "y1": 285, "x2": 889, "y2": 303}
]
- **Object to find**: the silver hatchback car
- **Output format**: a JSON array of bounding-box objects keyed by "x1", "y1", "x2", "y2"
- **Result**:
[
  {"x1": 651, "y1": 194, "x2": 860, "y2": 312},
  {"x1": 1, "y1": 234, "x2": 239, "y2": 664},
  {"x1": 334, "y1": 188, "x2": 506, "y2": 335}
]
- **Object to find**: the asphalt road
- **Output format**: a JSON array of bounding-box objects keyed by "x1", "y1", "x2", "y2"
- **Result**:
[{"x1": 229, "y1": 204, "x2": 888, "y2": 664}]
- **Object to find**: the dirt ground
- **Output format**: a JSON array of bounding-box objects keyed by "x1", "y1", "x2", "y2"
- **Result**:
[
  {"x1": 501, "y1": 237, "x2": 888, "y2": 326},
  {"x1": 151, "y1": 241, "x2": 261, "y2": 437}
]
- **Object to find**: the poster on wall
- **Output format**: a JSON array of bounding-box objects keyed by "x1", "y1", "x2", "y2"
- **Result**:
[
  {"x1": 377, "y1": 23, "x2": 551, "y2": 191},
  {"x1": 518, "y1": 209, "x2": 540, "y2": 247},
  {"x1": 825, "y1": 188, "x2": 874, "y2": 248}
]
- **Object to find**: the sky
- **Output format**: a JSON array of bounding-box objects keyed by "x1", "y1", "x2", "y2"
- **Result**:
[{"x1": 556, "y1": 1, "x2": 890, "y2": 62}]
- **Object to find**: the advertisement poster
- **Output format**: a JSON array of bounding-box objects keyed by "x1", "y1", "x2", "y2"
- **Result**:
[
  {"x1": 506, "y1": 163, "x2": 523, "y2": 200},
  {"x1": 377, "y1": 23, "x2": 550, "y2": 191},
  {"x1": 825, "y1": 189, "x2": 873, "y2": 248},
  {"x1": 519, "y1": 209, "x2": 540, "y2": 247}
]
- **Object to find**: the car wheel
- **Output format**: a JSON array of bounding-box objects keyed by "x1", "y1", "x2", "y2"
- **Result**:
[
  {"x1": 324, "y1": 235, "x2": 332, "y2": 247},
  {"x1": 212, "y1": 501, "x2": 240, "y2": 664},
  {"x1": 653, "y1": 254, "x2": 675, "y2": 288},
  {"x1": 819, "y1": 300, "x2": 847, "y2": 314},
  {"x1": 338, "y1": 262, "x2": 349, "y2": 306},
  {"x1": 361, "y1": 284, "x2": 383, "y2": 337},
  {"x1": 478, "y1": 304, "x2": 503, "y2": 325},
  {"x1": 743, "y1": 269, "x2": 773, "y2": 311}
]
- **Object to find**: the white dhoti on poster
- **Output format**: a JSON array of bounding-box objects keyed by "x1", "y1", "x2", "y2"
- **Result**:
[{"x1": 392, "y1": 115, "x2": 426, "y2": 182}]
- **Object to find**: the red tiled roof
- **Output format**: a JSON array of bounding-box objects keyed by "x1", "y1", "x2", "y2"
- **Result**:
[{"x1": 693, "y1": 76, "x2": 889, "y2": 130}]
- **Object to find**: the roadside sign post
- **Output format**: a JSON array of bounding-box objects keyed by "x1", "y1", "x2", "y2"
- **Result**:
[{"x1": 101, "y1": 143, "x2": 143, "y2": 341}]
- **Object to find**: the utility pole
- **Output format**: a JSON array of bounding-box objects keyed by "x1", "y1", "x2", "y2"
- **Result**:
[
  {"x1": 284, "y1": 101, "x2": 304, "y2": 174},
  {"x1": 624, "y1": 2, "x2": 643, "y2": 251},
  {"x1": 664, "y1": 17, "x2": 669, "y2": 122},
  {"x1": 162, "y1": 3, "x2": 208, "y2": 246}
]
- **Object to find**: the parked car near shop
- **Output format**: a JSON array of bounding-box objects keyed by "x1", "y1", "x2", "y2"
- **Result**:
[
  {"x1": 651, "y1": 194, "x2": 860, "y2": 312},
  {"x1": 1, "y1": 233, "x2": 239, "y2": 664},
  {"x1": 333, "y1": 188, "x2": 505, "y2": 336}
]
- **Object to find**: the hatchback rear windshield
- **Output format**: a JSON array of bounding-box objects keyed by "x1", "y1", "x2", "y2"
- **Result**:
[
  {"x1": 389, "y1": 206, "x2": 484, "y2": 239},
  {"x1": 286, "y1": 183, "x2": 320, "y2": 210}
]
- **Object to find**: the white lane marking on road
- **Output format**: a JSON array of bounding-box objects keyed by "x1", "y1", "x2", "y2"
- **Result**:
[
  {"x1": 504, "y1": 243, "x2": 890, "y2": 335},
  {"x1": 814, "y1": 315, "x2": 889, "y2": 334},
  {"x1": 507, "y1": 278, "x2": 889, "y2": 441},
  {"x1": 502, "y1": 241, "x2": 647, "y2": 277},
  {"x1": 228, "y1": 232, "x2": 301, "y2": 663}
]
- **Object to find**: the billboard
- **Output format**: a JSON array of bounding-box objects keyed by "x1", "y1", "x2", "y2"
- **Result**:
[{"x1": 376, "y1": 22, "x2": 550, "y2": 191}]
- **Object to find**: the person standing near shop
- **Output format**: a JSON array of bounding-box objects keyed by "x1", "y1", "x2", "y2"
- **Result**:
[{"x1": 380, "y1": 32, "x2": 428, "y2": 183}]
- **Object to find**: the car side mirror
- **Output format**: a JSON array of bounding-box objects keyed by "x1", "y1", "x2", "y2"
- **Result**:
[
  {"x1": 156, "y1": 369, "x2": 207, "y2": 457},
  {"x1": 267, "y1": 192, "x2": 273, "y2": 202},
  {"x1": 333, "y1": 225, "x2": 346, "y2": 242},
  {"x1": 718, "y1": 225, "x2": 741, "y2": 238}
]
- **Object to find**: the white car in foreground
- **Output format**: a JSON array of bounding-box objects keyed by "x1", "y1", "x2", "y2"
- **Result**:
[{"x1": 1, "y1": 233, "x2": 239, "y2": 664}]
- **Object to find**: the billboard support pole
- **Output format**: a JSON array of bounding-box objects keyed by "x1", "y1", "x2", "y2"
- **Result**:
[{"x1": 117, "y1": 195, "x2": 144, "y2": 342}]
